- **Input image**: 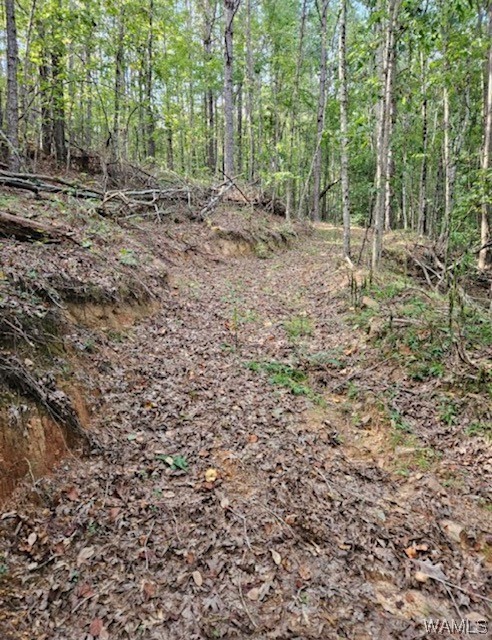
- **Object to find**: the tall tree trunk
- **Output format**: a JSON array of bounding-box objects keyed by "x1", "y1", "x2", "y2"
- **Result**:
[
  {"x1": 5, "y1": 0, "x2": 20, "y2": 170},
  {"x1": 111, "y1": 9, "x2": 125, "y2": 164},
  {"x1": 339, "y1": 0, "x2": 351, "y2": 258},
  {"x1": 441, "y1": 84, "x2": 452, "y2": 252},
  {"x1": 223, "y1": 0, "x2": 240, "y2": 178},
  {"x1": 245, "y1": 0, "x2": 255, "y2": 181},
  {"x1": 237, "y1": 80, "x2": 243, "y2": 174},
  {"x1": 417, "y1": 52, "x2": 429, "y2": 235},
  {"x1": 312, "y1": 0, "x2": 330, "y2": 222},
  {"x1": 146, "y1": 0, "x2": 156, "y2": 158},
  {"x1": 51, "y1": 0, "x2": 67, "y2": 165},
  {"x1": 372, "y1": 0, "x2": 401, "y2": 270},
  {"x1": 203, "y1": 0, "x2": 217, "y2": 172},
  {"x1": 479, "y1": 1, "x2": 492, "y2": 270}
]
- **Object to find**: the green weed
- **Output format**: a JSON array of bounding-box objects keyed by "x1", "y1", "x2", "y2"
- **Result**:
[
  {"x1": 283, "y1": 314, "x2": 313, "y2": 339},
  {"x1": 247, "y1": 360, "x2": 320, "y2": 400},
  {"x1": 465, "y1": 421, "x2": 492, "y2": 440}
]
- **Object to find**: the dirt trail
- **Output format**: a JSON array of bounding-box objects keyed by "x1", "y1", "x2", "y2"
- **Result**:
[{"x1": 0, "y1": 228, "x2": 490, "y2": 639}]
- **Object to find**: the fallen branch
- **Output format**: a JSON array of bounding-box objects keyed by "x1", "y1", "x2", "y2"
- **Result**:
[{"x1": 0, "y1": 211, "x2": 75, "y2": 242}]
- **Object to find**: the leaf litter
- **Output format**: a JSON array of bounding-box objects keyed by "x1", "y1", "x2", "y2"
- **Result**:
[{"x1": 0, "y1": 220, "x2": 490, "y2": 639}]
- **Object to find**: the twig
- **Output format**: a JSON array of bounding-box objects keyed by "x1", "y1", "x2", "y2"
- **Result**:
[
  {"x1": 329, "y1": 354, "x2": 394, "y2": 393},
  {"x1": 237, "y1": 580, "x2": 258, "y2": 629}
]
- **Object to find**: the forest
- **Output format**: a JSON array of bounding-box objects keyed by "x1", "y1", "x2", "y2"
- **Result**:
[
  {"x1": 0, "y1": 0, "x2": 491, "y2": 269},
  {"x1": 0, "y1": 1, "x2": 491, "y2": 639}
]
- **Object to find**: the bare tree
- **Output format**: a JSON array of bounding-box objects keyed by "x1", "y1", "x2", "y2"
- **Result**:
[
  {"x1": 5, "y1": 0, "x2": 20, "y2": 170},
  {"x1": 339, "y1": 0, "x2": 351, "y2": 258},
  {"x1": 223, "y1": 0, "x2": 241, "y2": 178}
]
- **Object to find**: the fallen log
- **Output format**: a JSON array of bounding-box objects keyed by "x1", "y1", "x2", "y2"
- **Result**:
[
  {"x1": 0, "y1": 173, "x2": 102, "y2": 199},
  {"x1": 0, "y1": 211, "x2": 73, "y2": 242}
]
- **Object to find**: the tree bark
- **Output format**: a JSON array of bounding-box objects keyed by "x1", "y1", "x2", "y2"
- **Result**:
[
  {"x1": 223, "y1": 0, "x2": 240, "y2": 178},
  {"x1": 417, "y1": 52, "x2": 428, "y2": 235},
  {"x1": 5, "y1": 0, "x2": 20, "y2": 171},
  {"x1": 203, "y1": 0, "x2": 217, "y2": 172},
  {"x1": 146, "y1": 0, "x2": 156, "y2": 158},
  {"x1": 479, "y1": 1, "x2": 492, "y2": 270},
  {"x1": 312, "y1": 0, "x2": 330, "y2": 222},
  {"x1": 51, "y1": 0, "x2": 67, "y2": 165},
  {"x1": 111, "y1": 8, "x2": 126, "y2": 164},
  {"x1": 372, "y1": 0, "x2": 401, "y2": 270},
  {"x1": 339, "y1": 0, "x2": 351, "y2": 259}
]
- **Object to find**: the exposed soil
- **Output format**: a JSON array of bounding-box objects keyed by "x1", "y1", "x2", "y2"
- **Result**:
[{"x1": 0, "y1": 220, "x2": 490, "y2": 640}]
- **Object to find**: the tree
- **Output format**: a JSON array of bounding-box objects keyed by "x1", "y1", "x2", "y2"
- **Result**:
[
  {"x1": 313, "y1": 0, "x2": 330, "y2": 222},
  {"x1": 479, "y1": 0, "x2": 492, "y2": 270},
  {"x1": 372, "y1": 0, "x2": 401, "y2": 270},
  {"x1": 223, "y1": 0, "x2": 241, "y2": 178},
  {"x1": 339, "y1": 0, "x2": 351, "y2": 258},
  {"x1": 5, "y1": 0, "x2": 20, "y2": 170}
]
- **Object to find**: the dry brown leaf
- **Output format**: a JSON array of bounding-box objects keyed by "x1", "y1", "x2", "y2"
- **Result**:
[
  {"x1": 66, "y1": 486, "x2": 80, "y2": 501},
  {"x1": 89, "y1": 618, "x2": 103, "y2": 637},
  {"x1": 27, "y1": 532, "x2": 37, "y2": 547},
  {"x1": 108, "y1": 507, "x2": 120, "y2": 521},
  {"x1": 270, "y1": 549, "x2": 282, "y2": 565},
  {"x1": 77, "y1": 545, "x2": 95, "y2": 567},
  {"x1": 192, "y1": 570, "x2": 203, "y2": 587},
  {"x1": 246, "y1": 587, "x2": 260, "y2": 601},
  {"x1": 143, "y1": 580, "x2": 157, "y2": 600},
  {"x1": 298, "y1": 564, "x2": 312, "y2": 581},
  {"x1": 77, "y1": 583, "x2": 95, "y2": 598},
  {"x1": 414, "y1": 571, "x2": 430, "y2": 583}
]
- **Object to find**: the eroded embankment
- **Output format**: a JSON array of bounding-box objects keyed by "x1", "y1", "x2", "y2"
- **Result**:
[{"x1": 0, "y1": 200, "x2": 297, "y2": 504}]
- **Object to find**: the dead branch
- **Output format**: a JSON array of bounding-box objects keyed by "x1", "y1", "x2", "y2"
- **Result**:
[{"x1": 0, "y1": 211, "x2": 75, "y2": 242}]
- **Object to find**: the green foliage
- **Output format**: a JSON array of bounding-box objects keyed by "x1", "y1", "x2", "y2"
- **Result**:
[
  {"x1": 247, "y1": 360, "x2": 318, "y2": 399},
  {"x1": 283, "y1": 314, "x2": 313, "y2": 339},
  {"x1": 119, "y1": 248, "x2": 139, "y2": 266},
  {"x1": 156, "y1": 454, "x2": 189, "y2": 471},
  {"x1": 465, "y1": 421, "x2": 492, "y2": 440}
]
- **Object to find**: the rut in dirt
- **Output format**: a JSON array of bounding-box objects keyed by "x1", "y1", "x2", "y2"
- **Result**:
[{"x1": 0, "y1": 230, "x2": 490, "y2": 640}]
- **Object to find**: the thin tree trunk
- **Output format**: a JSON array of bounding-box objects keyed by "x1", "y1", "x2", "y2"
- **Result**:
[
  {"x1": 111, "y1": 9, "x2": 125, "y2": 164},
  {"x1": 203, "y1": 0, "x2": 217, "y2": 172},
  {"x1": 51, "y1": 0, "x2": 67, "y2": 165},
  {"x1": 441, "y1": 85, "x2": 452, "y2": 251},
  {"x1": 223, "y1": 0, "x2": 240, "y2": 177},
  {"x1": 479, "y1": 1, "x2": 492, "y2": 270},
  {"x1": 339, "y1": 0, "x2": 351, "y2": 258},
  {"x1": 146, "y1": 0, "x2": 156, "y2": 158},
  {"x1": 237, "y1": 80, "x2": 243, "y2": 174},
  {"x1": 5, "y1": 0, "x2": 20, "y2": 170},
  {"x1": 313, "y1": 0, "x2": 330, "y2": 222},
  {"x1": 417, "y1": 52, "x2": 428, "y2": 235},
  {"x1": 372, "y1": 0, "x2": 401, "y2": 270},
  {"x1": 246, "y1": 0, "x2": 255, "y2": 181}
]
